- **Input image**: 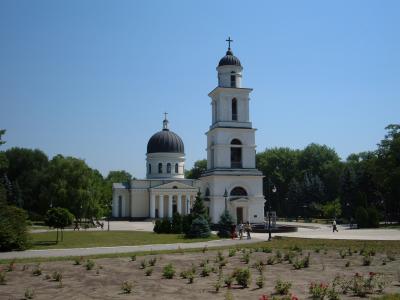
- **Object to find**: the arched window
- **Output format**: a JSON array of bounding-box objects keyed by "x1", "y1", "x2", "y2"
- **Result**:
[
  {"x1": 175, "y1": 163, "x2": 179, "y2": 173},
  {"x1": 230, "y1": 139, "x2": 242, "y2": 168},
  {"x1": 148, "y1": 164, "x2": 152, "y2": 174},
  {"x1": 230, "y1": 187, "x2": 247, "y2": 198},
  {"x1": 158, "y1": 163, "x2": 162, "y2": 174},
  {"x1": 167, "y1": 163, "x2": 171, "y2": 173},
  {"x1": 232, "y1": 98, "x2": 238, "y2": 121},
  {"x1": 230, "y1": 73, "x2": 236, "y2": 88}
]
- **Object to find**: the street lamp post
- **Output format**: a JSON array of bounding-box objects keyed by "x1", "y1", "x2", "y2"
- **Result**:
[
  {"x1": 108, "y1": 203, "x2": 111, "y2": 231},
  {"x1": 224, "y1": 188, "x2": 228, "y2": 211},
  {"x1": 268, "y1": 185, "x2": 277, "y2": 241}
]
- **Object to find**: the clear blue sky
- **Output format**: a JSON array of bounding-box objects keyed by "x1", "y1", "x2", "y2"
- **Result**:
[{"x1": 1, "y1": 0, "x2": 399, "y2": 178}]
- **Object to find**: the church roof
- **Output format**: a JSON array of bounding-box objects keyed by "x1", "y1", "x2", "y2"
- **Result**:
[
  {"x1": 218, "y1": 49, "x2": 242, "y2": 67},
  {"x1": 147, "y1": 117, "x2": 184, "y2": 154}
]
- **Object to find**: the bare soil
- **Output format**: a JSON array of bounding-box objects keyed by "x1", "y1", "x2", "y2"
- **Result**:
[{"x1": 1, "y1": 249, "x2": 399, "y2": 299}]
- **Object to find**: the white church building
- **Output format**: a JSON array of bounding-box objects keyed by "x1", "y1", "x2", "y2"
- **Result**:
[{"x1": 112, "y1": 41, "x2": 265, "y2": 224}]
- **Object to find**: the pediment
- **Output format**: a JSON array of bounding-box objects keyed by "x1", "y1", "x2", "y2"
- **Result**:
[{"x1": 151, "y1": 181, "x2": 197, "y2": 190}]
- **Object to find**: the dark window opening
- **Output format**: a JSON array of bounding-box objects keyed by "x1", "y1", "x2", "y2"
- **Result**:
[
  {"x1": 230, "y1": 139, "x2": 242, "y2": 168},
  {"x1": 232, "y1": 98, "x2": 238, "y2": 121},
  {"x1": 167, "y1": 163, "x2": 171, "y2": 174},
  {"x1": 158, "y1": 163, "x2": 162, "y2": 174},
  {"x1": 230, "y1": 187, "x2": 247, "y2": 197},
  {"x1": 175, "y1": 163, "x2": 178, "y2": 173},
  {"x1": 148, "y1": 164, "x2": 152, "y2": 174},
  {"x1": 230, "y1": 75, "x2": 236, "y2": 88}
]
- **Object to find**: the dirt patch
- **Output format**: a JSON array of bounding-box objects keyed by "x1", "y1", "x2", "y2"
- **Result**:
[{"x1": 1, "y1": 248, "x2": 399, "y2": 299}]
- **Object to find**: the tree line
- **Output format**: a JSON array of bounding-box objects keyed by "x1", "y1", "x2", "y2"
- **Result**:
[{"x1": 186, "y1": 124, "x2": 400, "y2": 226}]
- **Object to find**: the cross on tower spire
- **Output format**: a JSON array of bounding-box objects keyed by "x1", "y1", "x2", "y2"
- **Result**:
[
  {"x1": 163, "y1": 112, "x2": 169, "y2": 130},
  {"x1": 226, "y1": 36, "x2": 233, "y2": 50}
]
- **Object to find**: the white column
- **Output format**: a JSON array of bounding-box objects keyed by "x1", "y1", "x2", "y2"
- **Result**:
[
  {"x1": 159, "y1": 194, "x2": 164, "y2": 218},
  {"x1": 177, "y1": 193, "x2": 182, "y2": 214},
  {"x1": 168, "y1": 194, "x2": 173, "y2": 218},
  {"x1": 150, "y1": 193, "x2": 155, "y2": 218}
]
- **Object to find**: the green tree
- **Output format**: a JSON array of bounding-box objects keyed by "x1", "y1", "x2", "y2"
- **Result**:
[
  {"x1": 0, "y1": 204, "x2": 30, "y2": 251},
  {"x1": 191, "y1": 192, "x2": 207, "y2": 219},
  {"x1": 217, "y1": 210, "x2": 234, "y2": 238},
  {"x1": 185, "y1": 159, "x2": 207, "y2": 179},
  {"x1": 321, "y1": 198, "x2": 342, "y2": 219},
  {"x1": 45, "y1": 207, "x2": 74, "y2": 242}
]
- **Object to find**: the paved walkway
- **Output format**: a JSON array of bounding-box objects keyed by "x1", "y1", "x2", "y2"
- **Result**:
[{"x1": 4, "y1": 221, "x2": 397, "y2": 260}]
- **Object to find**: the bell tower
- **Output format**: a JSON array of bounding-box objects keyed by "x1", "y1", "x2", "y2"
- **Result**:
[{"x1": 201, "y1": 38, "x2": 265, "y2": 224}]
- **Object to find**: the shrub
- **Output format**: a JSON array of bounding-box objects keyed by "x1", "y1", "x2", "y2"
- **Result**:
[
  {"x1": 0, "y1": 272, "x2": 6, "y2": 285},
  {"x1": 74, "y1": 257, "x2": 83, "y2": 265},
  {"x1": 309, "y1": 282, "x2": 328, "y2": 299},
  {"x1": 187, "y1": 272, "x2": 194, "y2": 284},
  {"x1": 162, "y1": 263, "x2": 175, "y2": 279},
  {"x1": 242, "y1": 252, "x2": 250, "y2": 264},
  {"x1": 363, "y1": 255, "x2": 373, "y2": 266},
  {"x1": 275, "y1": 279, "x2": 292, "y2": 295},
  {"x1": 217, "y1": 210, "x2": 234, "y2": 238},
  {"x1": 0, "y1": 204, "x2": 30, "y2": 251},
  {"x1": 145, "y1": 267, "x2": 153, "y2": 276},
  {"x1": 266, "y1": 256, "x2": 275, "y2": 265},
  {"x1": 284, "y1": 251, "x2": 296, "y2": 264},
  {"x1": 121, "y1": 281, "x2": 133, "y2": 294},
  {"x1": 52, "y1": 271, "x2": 62, "y2": 282},
  {"x1": 339, "y1": 249, "x2": 347, "y2": 259},
  {"x1": 234, "y1": 268, "x2": 251, "y2": 288},
  {"x1": 214, "y1": 279, "x2": 222, "y2": 292},
  {"x1": 130, "y1": 255, "x2": 136, "y2": 261},
  {"x1": 224, "y1": 275, "x2": 234, "y2": 288},
  {"x1": 7, "y1": 259, "x2": 16, "y2": 272},
  {"x1": 256, "y1": 275, "x2": 265, "y2": 288},
  {"x1": 326, "y1": 287, "x2": 340, "y2": 300},
  {"x1": 228, "y1": 248, "x2": 236, "y2": 257},
  {"x1": 149, "y1": 257, "x2": 157, "y2": 266},
  {"x1": 24, "y1": 288, "x2": 35, "y2": 299},
  {"x1": 140, "y1": 259, "x2": 147, "y2": 269},
  {"x1": 201, "y1": 265, "x2": 211, "y2": 277},
  {"x1": 171, "y1": 212, "x2": 183, "y2": 233},
  {"x1": 32, "y1": 264, "x2": 42, "y2": 276},
  {"x1": 85, "y1": 259, "x2": 95, "y2": 270},
  {"x1": 186, "y1": 216, "x2": 211, "y2": 238},
  {"x1": 345, "y1": 261, "x2": 350, "y2": 267},
  {"x1": 253, "y1": 260, "x2": 265, "y2": 274}
]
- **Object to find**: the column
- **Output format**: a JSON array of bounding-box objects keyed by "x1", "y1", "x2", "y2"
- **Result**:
[
  {"x1": 159, "y1": 194, "x2": 164, "y2": 218},
  {"x1": 150, "y1": 193, "x2": 155, "y2": 218},
  {"x1": 177, "y1": 193, "x2": 182, "y2": 214},
  {"x1": 168, "y1": 194, "x2": 173, "y2": 218},
  {"x1": 186, "y1": 194, "x2": 191, "y2": 214}
]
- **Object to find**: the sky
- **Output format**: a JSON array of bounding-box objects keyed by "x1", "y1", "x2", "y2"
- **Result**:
[{"x1": 0, "y1": 0, "x2": 399, "y2": 178}]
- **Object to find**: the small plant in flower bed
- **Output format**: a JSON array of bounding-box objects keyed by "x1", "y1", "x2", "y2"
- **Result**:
[
  {"x1": 253, "y1": 260, "x2": 265, "y2": 274},
  {"x1": 74, "y1": 256, "x2": 83, "y2": 265},
  {"x1": 275, "y1": 250, "x2": 283, "y2": 263},
  {"x1": 24, "y1": 288, "x2": 35, "y2": 299},
  {"x1": 214, "y1": 278, "x2": 222, "y2": 292},
  {"x1": 349, "y1": 272, "x2": 390, "y2": 296},
  {"x1": 262, "y1": 247, "x2": 272, "y2": 253},
  {"x1": 140, "y1": 259, "x2": 148, "y2": 269},
  {"x1": 284, "y1": 251, "x2": 296, "y2": 264},
  {"x1": 199, "y1": 259, "x2": 209, "y2": 267},
  {"x1": 242, "y1": 252, "x2": 250, "y2": 264},
  {"x1": 145, "y1": 267, "x2": 153, "y2": 276},
  {"x1": 121, "y1": 280, "x2": 133, "y2": 294},
  {"x1": 256, "y1": 275, "x2": 265, "y2": 288},
  {"x1": 289, "y1": 245, "x2": 302, "y2": 253},
  {"x1": 339, "y1": 249, "x2": 347, "y2": 259},
  {"x1": 233, "y1": 267, "x2": 251, "y2": 288},
  {"x1": 224, "y1": 275, "x2": 234, "y2": 288},
  {"x1": 0, "y1": 272, "x2": 6, "y2": 285},
  {"x1": 32, "y1": 264, "x2": 42, "y2": 276},
  {"x1": 149, "y1": 257, "x2": 157, "y2": 266},
  {"x1": 187, "y1": 272, "x2": 195, "y2": 284},
  {"x1": 85, "y1": 259, "x2": 95, "y2": 270},
  {"x1": 362, "y1": 255, "x2": 373, "y2": 266},
  {"x1": 274, "y1": 279, "x2": 292, "y2": 295},
  {"x1": 216, "y1": 250, "x2": 225, "y2": 261},
  {"x1": 293, "y1": 253, "x2": 310, "y2": 269},
  {"x1": 201, "y1": 265, "x2": 212, "y2": 277},
  {"x1": 228, "y1": 248, "x2": 236, "y2": 257},
  {"x1": 7, "y1": 259, "x2": 16, "y2": 272},
  {"x1": 309, "y1": 282, "x2": 328, "y2": 299},
  {"x1": 130, "y1": 254, "x2": 136, "y2": 261},
  {"x1": 162, "y1": 263, "x2": 175, "y2": 279},
  {"x1": 386, "y1": 251, "x2": 396, "y2": 262},
  {"x1": 219, "y1": 259, "x2": 227, "y2": 269},
  {"x1": 345, "y1": 261, "x2": 350, "y2": 267},
  {"x1": 266, "y1": 256, "x2": 275, "y2": 265},
  {"x1": 52, "y1": 271, "x2": 62, "y2": 282}
]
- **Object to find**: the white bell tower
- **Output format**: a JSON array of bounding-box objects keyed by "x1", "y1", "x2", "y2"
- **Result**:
[{"x1": 201, "y1": 38, "x2": 265, "y2": 224}]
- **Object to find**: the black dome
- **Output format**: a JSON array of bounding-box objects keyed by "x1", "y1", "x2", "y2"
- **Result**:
[
  {"x1": 147, "y1": 129, "x2": 184, "y2": 154},
  {"x1": 218, "y1": 49, "x2": 241, "y2": 67}
]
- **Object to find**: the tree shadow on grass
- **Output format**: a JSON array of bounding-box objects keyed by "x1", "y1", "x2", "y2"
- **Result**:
[{"x1": 33, "y1": 240, "x2": 58, "y2": 246}]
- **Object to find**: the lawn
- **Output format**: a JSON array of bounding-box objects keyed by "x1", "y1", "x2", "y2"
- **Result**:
[{"x1": 29, "y1": 230, "x2": 220, "y2": 250}]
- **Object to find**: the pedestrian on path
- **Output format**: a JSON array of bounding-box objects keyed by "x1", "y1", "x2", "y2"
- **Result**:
[
  {"x1": 238, "y1": 222, "x2": 244, "y2": 240},
  {"x1": 332, "y1": 219, "x2": 338, "y2": 233},
  {"x1": 244, "y1": 221, "x2": 252, "y2": 239}
]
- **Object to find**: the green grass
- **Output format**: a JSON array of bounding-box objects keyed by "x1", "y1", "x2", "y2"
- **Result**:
[
  {"x1": 373, "y1": 294, "x2": 400, "y2": 300},
  {"x1": 29, "y1": 230, "x2": 220, "y2": 250},
  {"x1": 2, "y1": 236, "x2": 400, "y2": 265}
]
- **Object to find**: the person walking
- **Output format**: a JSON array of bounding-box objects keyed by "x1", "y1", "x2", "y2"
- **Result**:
[
  {"x1": 238, "y1": 222, "x2": 244, "y2": 240},
  {"x1": 244, "y1": 221, "x2": 252, "y2": 239},
  {"x1": 332, "y1": 219, "x2": 338, "y2": 233}
]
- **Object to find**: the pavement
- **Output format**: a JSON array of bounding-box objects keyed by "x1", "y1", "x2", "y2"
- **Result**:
[{"x1": 1, "y1": 221, "x2": 397, "y2": 260}]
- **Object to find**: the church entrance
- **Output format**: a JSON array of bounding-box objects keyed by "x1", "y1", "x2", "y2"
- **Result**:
[{"x1": 236, "y1": 207, "x2": 243, "y2": 224}]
